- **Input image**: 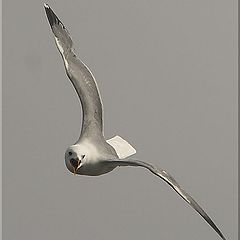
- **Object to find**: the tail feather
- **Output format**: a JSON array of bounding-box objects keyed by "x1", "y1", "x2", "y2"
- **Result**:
[{"x1": 107, "y1": 136, "x2": 136, "y2": 159}]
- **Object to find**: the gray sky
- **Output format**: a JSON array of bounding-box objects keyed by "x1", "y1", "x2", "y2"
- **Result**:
[{"x1": 3, "y1": 0, "x2": 238, "y2": 239}]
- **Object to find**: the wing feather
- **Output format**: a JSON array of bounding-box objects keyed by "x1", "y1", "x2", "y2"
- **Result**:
[
  {"x1": 108, "y1": 159, "x2": 226, "y2": 240},
  {"x1": 44, "y1": 4, "x2": 104, "y2": 141}
]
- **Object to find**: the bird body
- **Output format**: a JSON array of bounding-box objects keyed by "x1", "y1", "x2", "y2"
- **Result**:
[
  {"x1": 44, "y1": 4, "x2": 227, "y2": 240},
  {"x1": 65, "y1": 136, "x2": 137, "y2": 176},
  {"x1": 65, "y1": 140, "x2": 116, "y2": 176}
]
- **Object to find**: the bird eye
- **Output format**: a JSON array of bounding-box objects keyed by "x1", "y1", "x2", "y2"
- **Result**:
[
  {"x1": 81, "y1": 155, "x2": 85, "y2": 159},
  {"x1": 69, "y1": 152, "x2": 72, "y2": 156}
]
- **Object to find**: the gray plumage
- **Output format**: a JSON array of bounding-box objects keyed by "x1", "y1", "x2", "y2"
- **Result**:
[
  {"x1": 44, "y1": 4, "x2": 227, "y2": 240},
  {"x1": 45, "y1": 3, "x2": 104, "y2": 142}
]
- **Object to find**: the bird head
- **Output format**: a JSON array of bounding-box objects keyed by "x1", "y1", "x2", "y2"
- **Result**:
[{"x1": 65, "y1": 145, "x2": 87, "y2": 175}]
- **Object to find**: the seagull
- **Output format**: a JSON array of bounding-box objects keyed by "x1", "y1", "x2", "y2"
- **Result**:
[{"x1": 44, "y1": 4, "x2": 226, "y2": 240}]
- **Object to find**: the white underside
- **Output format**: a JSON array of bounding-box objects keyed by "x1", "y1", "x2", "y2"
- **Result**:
[{"x1": 107, "y1": 135, "x2": 136, "y2": 159}]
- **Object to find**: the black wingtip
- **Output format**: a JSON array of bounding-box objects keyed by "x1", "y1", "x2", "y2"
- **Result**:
[
  {"x1": 43, "y1": 3, "x2": 49, "y2": 9},
  {"x1": 44, "y1": 3, "x2": 62, "y2": 29}
]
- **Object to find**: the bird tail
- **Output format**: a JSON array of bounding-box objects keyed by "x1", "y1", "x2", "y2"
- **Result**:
[
  {"x1": 44, "y1": 3, "x2": 73, "y2": 54},
  {"x1": 107, "y1": 135, "x2": 136, "y2": 159}
]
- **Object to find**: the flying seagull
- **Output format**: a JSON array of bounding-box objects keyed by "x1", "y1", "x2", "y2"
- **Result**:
[{"x1": 44, "y1": 4, "x2": 226, "y2": 240}]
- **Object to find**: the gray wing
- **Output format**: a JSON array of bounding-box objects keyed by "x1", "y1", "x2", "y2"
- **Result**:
[
  {"x1": 44, "y1": 4, "x2": 104, "y2": 141},
  {"x1": 107, "y1": 159, "x2": 226, "y2": 240}
]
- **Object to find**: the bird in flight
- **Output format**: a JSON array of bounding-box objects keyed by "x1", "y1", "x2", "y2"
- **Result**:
[{"x1": 44, "y1": 4, "x2": 226, "y2": 240}]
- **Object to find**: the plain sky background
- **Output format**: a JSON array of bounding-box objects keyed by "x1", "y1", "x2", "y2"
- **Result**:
[{"x1": 3, "y1": 0, "x2": 238, "y2": 240}]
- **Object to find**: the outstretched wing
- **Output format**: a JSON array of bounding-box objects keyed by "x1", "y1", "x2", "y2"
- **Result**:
[
  {"x1": 107, "y1": 159, "x2": 226, "y2": 240},
  {"x1": 44, "y1": 4, "x2": 104, "y2": 142}
]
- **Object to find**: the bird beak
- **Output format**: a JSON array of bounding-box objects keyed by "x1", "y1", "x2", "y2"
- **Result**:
[
  {"x1": 76, "y1": 159, "x2": 81, "y2": 170},
  {"x1": 73, "y1": 159, "x2": 82, "y2": 176}
]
